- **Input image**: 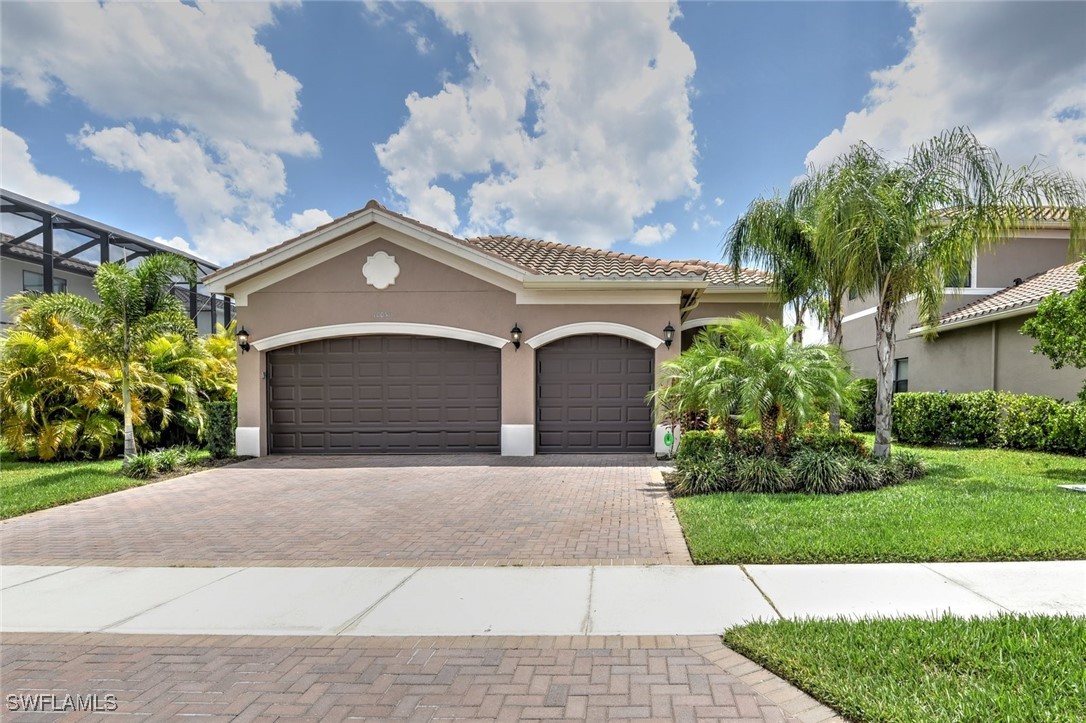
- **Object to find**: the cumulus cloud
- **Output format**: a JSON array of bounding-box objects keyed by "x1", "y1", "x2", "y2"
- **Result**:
[
  {"x1": 806, "y1": 1, "x2": 1086, "y2": 177},
  {"x1": 0, "y1": 127, "x2": 79, "y2": 205},
  {"x1": 1, "y1": 1, "x2": 329, "y2": 263},
  {"x1": 375, "y1": 2, "x2": 699, "y2": 247},
  {"x1": 631, "y1": 222, "x2": 676, "y2": 246},
  {"x1": 713, "y1": 196, "x2": 724, "y2": 207}
]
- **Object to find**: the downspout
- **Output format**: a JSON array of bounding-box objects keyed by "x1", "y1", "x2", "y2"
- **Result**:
[{"x1": 991, "y1": 323, "x2": 998, "y2": 390}]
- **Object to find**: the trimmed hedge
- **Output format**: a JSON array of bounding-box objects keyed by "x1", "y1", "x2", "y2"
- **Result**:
[
  {"x1": 845, "y1": 378, "x2": 877, "y2": 432},
  {"x1": 893, "y1": 392, "x2": 1086, "y2": 455},
  {"x1": 206, "y1": 400, "x2": 236, "y2": 459}
]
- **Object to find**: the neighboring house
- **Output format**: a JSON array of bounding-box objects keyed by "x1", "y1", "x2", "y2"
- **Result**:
[
  {"x1": 840, "y1": 210, "x2": 1084, "y2": 401},
  {"x1": 205, "y1": 200, "x2": 779, "y2": 457},
  {"x1": 0, "y1": 189, "x2": 232, "y2": 333}
]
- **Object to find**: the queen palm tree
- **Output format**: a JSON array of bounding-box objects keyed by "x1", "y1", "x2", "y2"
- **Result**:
[
  {"x1": 23, "y1": 254, "x2": 197, "y2": 459},
  {"x1": 724, "y1": 169, "x2": 855, "y2": 430},
  {"x1": 812, "y1": 128, "x2": 1086, "y2": 458}
]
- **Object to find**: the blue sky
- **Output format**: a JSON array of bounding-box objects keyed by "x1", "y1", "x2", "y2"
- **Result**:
[{"x1": 1, "y1": 1, "x2": 1083, "y2": 267}]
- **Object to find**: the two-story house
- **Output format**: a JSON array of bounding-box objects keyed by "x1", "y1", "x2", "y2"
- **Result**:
[{"x1": 840, "y1": 210, "x2": 1084, "y2": 401}]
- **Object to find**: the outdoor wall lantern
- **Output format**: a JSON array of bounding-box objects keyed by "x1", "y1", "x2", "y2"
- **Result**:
[
  {"x1": 663, "y1": 322, "x2": 675, "y2": 348},
  {"x1": 236, "y1": 326, "x2": 251, "y2": 353},
  {"x1": 511, "y1": 323, "x2": 522, "y2": 350}
]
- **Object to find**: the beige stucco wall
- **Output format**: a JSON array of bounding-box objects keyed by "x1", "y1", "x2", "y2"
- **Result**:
[
  {"x1": 843, "y1": 312, "x2": 1083, "y2": 400},
  {"x1": 232, "y1": 234, "x2": 700, "y2": 453},
  {"x1": 977, "y1": 231, "x2": 1074, "y2": 289}
]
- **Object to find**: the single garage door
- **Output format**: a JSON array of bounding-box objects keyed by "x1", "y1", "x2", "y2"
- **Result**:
[
  {"x1": 268, "y1": 335, "x2": 500, "y2": 453},
  {"x1": 536, "y1": 334, "x2": 654, "y2": 453}
]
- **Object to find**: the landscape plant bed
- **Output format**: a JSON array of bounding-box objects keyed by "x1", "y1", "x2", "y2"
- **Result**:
[
  {"x1": 673, "y1": 442, "x2": 1086, "y2": 564},
  {"x1": 0, "y1": 452, "x2": 248, "y2": 519},
  {"x1": 723, "y1": 614, "x2": 1086, "y2": 723}
]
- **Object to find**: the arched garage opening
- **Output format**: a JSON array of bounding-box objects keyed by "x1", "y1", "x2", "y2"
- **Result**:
[
  {"x1": 267, "y1": 334, "x2": 501, "y2": 453},
  {"x1": 535, "y1": 334, "x2": 655, "y2": 453}
]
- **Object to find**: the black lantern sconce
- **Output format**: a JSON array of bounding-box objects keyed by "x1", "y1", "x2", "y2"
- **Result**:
[
  {"x1": 511, "y1": 323, "x2": 522, "y2": 351},
  {"x1": 236, "y1": 326, "x2": 251, "y2": 353},
  {"x1": 663, "y1": 321, "x2": 675, "y2": 349}
]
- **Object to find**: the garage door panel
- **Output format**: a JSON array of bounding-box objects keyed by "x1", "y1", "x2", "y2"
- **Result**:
[
  {"x1": 536, "y1": 334, "x2": 653, "y2": 453},
  {"x1": 269, "y1": 335, "x2": 500, "y2": 454}
]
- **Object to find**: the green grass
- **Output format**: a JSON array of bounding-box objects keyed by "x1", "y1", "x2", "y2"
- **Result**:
[
  {"x1": 723, "y1": 614, "x2": 1086, "y2": 723},
  {"x1": 674, "y1": 442, "x2": 1086, "y2": 563},
  {"x1": 0, "y1": 449, "x2": 211, "y2": 519}
]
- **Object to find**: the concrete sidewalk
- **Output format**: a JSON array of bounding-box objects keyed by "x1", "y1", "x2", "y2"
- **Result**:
[{"x1": 2, "y1": 561, "x2": 1083, "y2": 636}]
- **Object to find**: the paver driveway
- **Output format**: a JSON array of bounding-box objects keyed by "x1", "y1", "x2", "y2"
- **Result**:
[
  {"x1": 0, "y1": 634, "x2": 841, "y2": 722},
  {"x1": 0, "y1": 455, "x2": 690, "y2": 567}
]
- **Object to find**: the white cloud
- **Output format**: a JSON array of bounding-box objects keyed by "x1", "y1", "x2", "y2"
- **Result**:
[
  {"x1": 691, "y1": 220, "x2": 700, "y2": 232},
  {"x1": 76, "y1": 124, "x2": 331, "y2": 264},
  {"x1": 0, "y1": 127, "x2": 79, "y2": 205},
  {"x1": 2, "y1": 1, "x2": 330, "y2": 263},
  {"x1": 713, "y1": 196, "x2": 724, "y2": 207},
  {"x1": 375, "y1": 2, "x2": 699, "y2": 246},
  {"x1": 153, "y1": 235, "x2": 197, "y2": 255},
  {"x1": 631, "y1": 222, "x2": 676, "y2": 246},
  {"x1": 806, "y1": 2, "x2": 1086, "y2": 177},
  {"x1": 1, "y1": 1, "x2": 316, "y2": 156}
]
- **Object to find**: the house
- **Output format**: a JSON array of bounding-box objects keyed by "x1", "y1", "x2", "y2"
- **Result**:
[
  {"x1": 840, "y1": 210, "x2": 1084, "y2": 401},
  {"x1": 0, "y1": 189, "x2": 233, "y2": 334},
  {"x1": 204, "y1": 200, "x2": 779, "y2": 457}
]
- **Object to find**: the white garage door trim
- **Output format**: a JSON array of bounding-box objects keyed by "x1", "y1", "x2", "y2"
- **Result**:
[
  {"x1": 251, "y1": 322, "x2": 509, "y2": 351},
  {"x1": 524, "y1": 322, "x2": 662, "y2": 350}
]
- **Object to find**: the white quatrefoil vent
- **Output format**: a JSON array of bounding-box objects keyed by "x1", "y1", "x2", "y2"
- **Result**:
[{"x1": 362, "y1": 251, "x2": 400, "y2": 290}]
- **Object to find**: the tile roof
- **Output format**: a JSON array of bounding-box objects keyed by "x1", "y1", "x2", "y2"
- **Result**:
[
  {"x1": 1, "y1": 236, "x2": 98, "y2": 274},
  {"x1": 917, "y1": 259, "x2": 1083, "y2": 329},
  {"x1": 209, "y1": 200, "x2": 769, "y2": 286}
]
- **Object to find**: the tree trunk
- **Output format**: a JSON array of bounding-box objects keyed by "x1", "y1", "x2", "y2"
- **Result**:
[
  {"x1": 873, "y1": 302, "x2": 897, "y2": 459},
  {"x1": 760, "y1": 407, "x2": 779, "y2": 458},
  {"x1": 723, "y1": 415, "x2": 739, "y2": 446},
  {"x1": 121, "y1": 360, "x2": 137, "y2": 459},
  {"x1": 827, "y1": 299, "x2": 844, "y2": 434}
]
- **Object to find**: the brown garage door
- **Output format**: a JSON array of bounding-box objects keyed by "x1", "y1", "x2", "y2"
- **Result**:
[
  {"x1": 536, "y1": 334, "x2": 654, "y2": 453},
  {"x1": 268, "y1": 335, "x2": 501, "y2": 453}
]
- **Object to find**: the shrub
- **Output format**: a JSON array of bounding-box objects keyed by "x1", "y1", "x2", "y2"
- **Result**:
[
  {"x1": 206, "y1": 400, "x2": 236, "y2": 459},
  {"x1": 845, "y1": 378, "x2": 877, "y2": 432},
  {"x1": 876, "y1": 460, "x2": 905, "y2": 487},
  {"x1": 736, "y1": 456, "x2": 793, "y2": 493},
  {"x1": 178, "y1": 445, "x2": 205, "y2": 467},
  {"x1": 122, "y1": 451, "x2": 160, "y2": 479},
  {"x1": 153, "y1": 447, "x2": 182, "y2": 472},
  {"x1": 673, "y1": 453, "x2": 727, "y2": 496},
  {"x1": 843, "y1": 456, "x2": 882, "y2": 491},
  {"x1": 894, "y1": 391, "x2": 1086, "y2": 455},
  {"x1": 790, "y1": 448, "x2": 849, "y2": 494},
  {"x1": 892, "y1": 450, "x2": 927, "y2": 480},
  {"x1": 793, "y1": 431, "x2": 868, "y2": 459}
]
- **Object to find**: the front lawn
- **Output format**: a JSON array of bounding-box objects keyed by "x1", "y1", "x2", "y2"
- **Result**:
[
  {"x1": 674, "y1": 443, "x2": 1086, "y2": 563},
  {"x1": 723, "y1": 614, "x2": 1086, "y2": 723},
  {"x1": 0, "y1": 449, "x2": 216, "y2": 519}
]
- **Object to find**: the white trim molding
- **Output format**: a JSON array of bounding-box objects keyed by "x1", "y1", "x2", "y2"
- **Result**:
[
  {"x1": 908, "y1": 303, "x2": 1040, "y2": 336},
  {"x1": 250, "y1": 322, "x2": 509, "y2": 351},
  {"x1": 524, "y1": 322, "x2": 663, "y2": 349},
  {"x1": 680, "y1": 316, "x2": 731, "y2": 331},
  {"x1": 501, "y1": 424, "x2": 535, "y2": 456},
  {"x1": 842, "y1": 289, "x2": 1008, "y2": 324},
  {"x1": 236, "y1": 427, "x2": 261, "y2": 457}
]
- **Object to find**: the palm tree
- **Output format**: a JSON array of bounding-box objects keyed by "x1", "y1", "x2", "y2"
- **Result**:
[
  {"x1": 812, "y1": 127, "x2": 1086, "y2": 458},
  {"x1": 24, "y1": 255, "x2": 197, "y2": 459},
  {"x1": 724, "y1": 169, "x2": 855, "y2": 429},
  {"x1": 650, "y1": 315, "x2": 853, "y2": 458},
  {"x1": 724, "y1": 195, "x2": 819, "y2": 344}
]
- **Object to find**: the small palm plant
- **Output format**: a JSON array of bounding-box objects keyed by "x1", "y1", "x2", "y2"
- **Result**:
[{"x1": 650, "y1": 315, "x2": 854, "y2": 458}]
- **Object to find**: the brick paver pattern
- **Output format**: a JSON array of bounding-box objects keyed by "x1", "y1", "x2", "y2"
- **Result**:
[
  {"x1": 0, "y1": 455, "x2": 690, "y2": 567},
  {"x1": 1, "y1": 634, "x2": 842, "y2": 722}
]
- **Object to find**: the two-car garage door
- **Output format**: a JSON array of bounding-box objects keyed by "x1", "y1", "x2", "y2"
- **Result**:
[
  {"x1": 268, "y1": 336, "x2": 500, "y2": 453},
  {"x1": 267, "y1": 333, "x2": 653, "y2": 454}
]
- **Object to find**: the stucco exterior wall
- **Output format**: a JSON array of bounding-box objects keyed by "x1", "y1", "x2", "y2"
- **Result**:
[
  {"x1": 977, "y1": 231, "x2": 1073, "y2": 289},
  {"x1": 232, "y1": 234, "x2": 697, "y2": 455}
]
